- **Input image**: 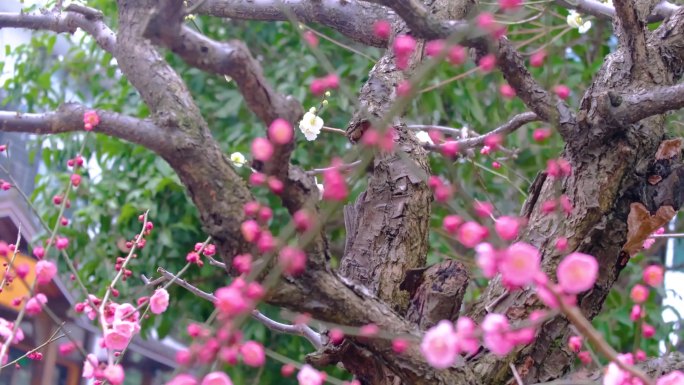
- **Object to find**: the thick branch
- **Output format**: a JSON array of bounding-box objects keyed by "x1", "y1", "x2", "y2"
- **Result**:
[
  {"x1": 192, "y1": 0, "x2": 394, "y2": 47},
  {"x1": 0, "y1": 104, "x2": 171, "y2": 153},
  {"x1": 154, "y1": 267, "x2": 323, "y2": 348},
  {"x1": 606, "y1": 84, "x2": 684, "y2": 125},
  {"x1": 0, "y1": 5, "x2": 116, "y2": 53},
  {"x1": 612, "y1": 0, "x2": 650, "y2": 69}
]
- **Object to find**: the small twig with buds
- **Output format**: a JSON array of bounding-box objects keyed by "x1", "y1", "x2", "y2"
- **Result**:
[
  {"x1": 0, "y1": 324, "x2": 65, "y2": 369},
  {"x1": 154, "y1": 267, "x2": 323, "y2": 348},
  {"x1": 0, "y1": 223, "x2": 22, "y2": 294}
]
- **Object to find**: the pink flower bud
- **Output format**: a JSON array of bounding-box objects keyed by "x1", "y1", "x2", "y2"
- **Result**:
[
  {"x1": 268, "y1": 119, "x2": 293, "y2": 145},
  {"x1": 553, "y1": 85, "x2": 570, "y2": 100},
  {"x1": 251, "y1": 137, "x2": 274, "y2": 162},
  {"x1": 373, "y1": 20, "x2": 391, "y2": 40}
]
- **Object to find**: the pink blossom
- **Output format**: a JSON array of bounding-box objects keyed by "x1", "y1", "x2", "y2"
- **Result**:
[
  {"x1": 35, "y1": 260, "x2": 57, "y2": 285},
  {"x1": 475, "y1": 243, "x2": 499, "y2": 279},
  {"x1": 293, "y1": 210, "x2": 313, "y2": 232},
  {"x1": 604, "y1": 354, "x2": 635, "y2": 385},
  {"x1": 425, "y1": 40, "x2": 445, "y2": 57},
  {"x1": 636, "y1": 350, "x2": 647, "y2": 361},
  {"x1": 166, "y1": 374, "x2": 198, "y2": 385},
  {"x1": 499, "y1": 242, "x2": 541, "y2": 287},
  {"x1": 104, "y1": 330, "x2": 130, "y2": 350},
  {"x1": 533, "y1": 128, "x2": 552, "y2": 142},
  {"x1": 553, "y1": 85, "x2": 570, "y2": 100},
  {"x1": 0, "y1": 318, "x2": 23, "y2": 344},
  {"x1": 458, "y1": 222, "x2": 489, "y2": 248},
  {"x1": 279, "y1": 246, "x2": 307, "y2": 275},
  {"x1": 268, "y1": 119, "x2": 293, "y2": 145},
  {"x1": 214, "y1": 286, "x2": 249, "y2": 317},
  {"x1": 240, "y1": 220, "x2": 261, "y2": 243},
  {"x1": 555, "y1": 237, "x2": 568, "y2": 251},
  {"x1": 233, "y1": 254, "x2": 252, "y2": 274},
  {"x1": 495, "y1": 216, "x2": 520, "y2": 241},
  {"x1": 33, "y1": 246, "x2": 45, "y2": 259},
  {"x1": 104, "y1": 364, "x2": 125, "y2": 385},
  {"x1": 396, "y1": 81, "x2": 412, "y2": 97},
  {"x1": 530, "y1": 51, "x2": 546, "y2": 67},
  {"x1": 441, "y1": 141, "x2": 459, "y2": 158},
  {"x1": 83, "y1": 110, "x2": 100, "y2": 131},
  {"x1": 251, "y1": 137, "x2": 273, "y2": 161},
  {"x1": 150, "y1": 288, "x2": 170, "y2": 314},
  {"x1": 303, "y1": 30, "x2": 318, "y2": 47},
  {"x1": 568, "y1": 336, "x2": 583, "y2": 352},
  {"x1": 59, "y1": 342, "x2": 78, "y2": 355},
  {"x1": 578, "y1": 351, "x2": 592, "y2": 364},
  {"x1": 240, "y1": 341, "x2": 265, "y2": 367},
  {"x1": 447, "y1": 44, "x2": 467, "y2": 66},
  {"x1": 557, "y1": 252, "x2": 598, "y2": 294},
  {"x1": 329, "y1": 328, "x2": 344, "y2": 345},
  {"x1": 420, "y1": 320, "x2": 458, "y2": 369},
  {"x1": 642, "y1": 324, "x2": 656, "y2": 338},
  {"x1": 500, "y1": 84, "x2": 516, "y2": 99},
  {"x1": 55, "y1": 237, "x2": 69, "y2": 250},
  {"x1": 393, "y1": 35, "x2": 417, "y2": 70},
  {"x1": 82, "y1": 354, "x2": 98, "y2": 378},
  {"x1": 455, "y1": 317, "x2": 479, "y2": 354},
  {"x1": 657, "y1": 371, "x2": 684, "y2": 385},
  {"x1": 482, "y1": 313, "x2": 514, "y2": 356},
  {"x1": 478, "y1": 54, "x2": 496, "y2": 72},
  {"x1": 474, "y1": 201, "x2": 494, "y2": 217},
  {"x1": 297, "y1": 364, "x2": 326, "y2": 385},
  {"x1": 630, "y1": 284, "x2": 649, "y2": 304},
  {"x1": 114, "y1": 303, "x2": 139, "y2": 322},
  {"x1": 201, "y1": 372, "x2": 233, "y2": 385},
  {"x1": 435, "y1": 184, "x2": 454, "y2": 202},
  {"x1": 643, "y1": 238, "x2": 656, "y2": 249},
  {"x1": 373, "y1": 20, "x2": 391, "y2": 40},
  {"x1": 630, "y1": 305, "x2": 642, "y2": 321},
  {"x1": 70, "y1": 174, "x2": 81, "y2": 187},
  {"x1": 322, "y1": 159, "x2": 348, "y2": 201},
  {"x1": 249, "y1": 172, "x2": 266, "y2": 185},
  {"x1": 499, "y1": 0, "x2": 522, "y2": 10},
  {"x1": 476, "y1": 12, "x2": 496, "y2": 30},
  {"x1": 643, "y1": 265, "x2": 664, "y2": 287},
  {"x1": 26, "y1": 293, "x2": 47, "y2": 315},
  {"x1": 15, "y1": 263, "x2": 29, "y2": 279},
  {"x1": 392, "y1": 338, "x2": 409, "y2": 354},
  {"x1": 256, "y1": 230, "x2": 275, "y2": 253},
  {"x1": 442, "y1": 215, "x2": 463, "y2": 234}
]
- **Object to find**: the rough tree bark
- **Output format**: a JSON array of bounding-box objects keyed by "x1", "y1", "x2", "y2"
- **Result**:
[{"x1": 3, "y1": 0, "x2": 684, "y2": 384}]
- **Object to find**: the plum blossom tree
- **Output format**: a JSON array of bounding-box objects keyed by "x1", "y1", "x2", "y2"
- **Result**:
[{"x1": 2, "y1": 0, "x2": 684, "y2": 384}]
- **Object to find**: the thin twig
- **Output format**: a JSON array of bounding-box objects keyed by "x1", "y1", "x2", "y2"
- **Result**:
[{"x1": 510, "y1": 363, "x2": 525, "y2": 385}]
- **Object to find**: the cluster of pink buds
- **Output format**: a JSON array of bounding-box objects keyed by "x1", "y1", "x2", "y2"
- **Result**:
[
  {"x1": 186, "y1": 241, "x2": 217, "y2": 267},
  {"x1": 0, "y1": 179, "x2": 11, "y2": 191},
  {"x1": 428, "y1": 175, "x2": 454, "y2": 202},
  {"x1": 361, "y1": 127, "x2": 396, "y2": 152}
]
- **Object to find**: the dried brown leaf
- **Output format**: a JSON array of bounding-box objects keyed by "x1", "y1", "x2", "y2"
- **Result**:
[
  {"x1": 623, "y1": 203, "x2": 676, "y2": 256},
  {"x1": 648, "y1": 175, "x2": 662, "y2": 185},
  {"x1": 655, "y1": 138, "x2": 683, "y2": 160}
]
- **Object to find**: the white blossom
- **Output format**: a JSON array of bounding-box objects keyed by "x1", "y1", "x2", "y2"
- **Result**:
[
  {"x1": 230, "y1": 152, "x2": 246, "y2": 168},
  {"x1": 315, "y1": 176, "x2": 324, "y2": 200},
  {"x1": 567, "y1": 10, "x2": 591, "y2": 34},
  {"x1": 299, "y1": 108, "x2": 324, "y2": 141},
  {"x1": 415, "y1": 131, "x2": 434, "y2": 145}
]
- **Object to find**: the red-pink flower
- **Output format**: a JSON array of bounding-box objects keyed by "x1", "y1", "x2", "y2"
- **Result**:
[
  {"x1": 495, "y1": 216, "x2": 520, "y2": 241},
  {"x1": 55, "y1": 237, "x2": 69, "y2": 250},
  {"x1": 642, "y1": 324, "x2": 656, "y2": 338},
  {"x1": 454, "y1": 316, "x2": 479, "y2": 354},
  {"x1": 442, "y1": 215, "x2": 463, "y2": 234},
  {"x1": 553, "y1": 85, "x2": 570, "y2": 100},
  {"x1": 533, "y1": 128, "x2": 552, "y2": 142},
  {"x1": 458, "y1": 222, "x2": 489, "y2": 248},
  {"x1": 657, "y1": 371, "x2": 684, "y2": 385},
  {"x1": 556, "y1": 252, "x2": 598, "y2": 294},
  {"x1": 482, "y1": 313, "x2": 514, "y2": 356},
  {"x1": 643, "y1": 265, "x2": 664, "y2": 287},
  {"x1": 322, "y1": 159, "x2": 348, "y2": 201},
  {"x1": 35, "y1": 260, "x2": 57, "y2": 284},
  {"x1": 475, "y1": 243, "x2": 499, "y2": 279},
  {"x1": 240, "y1": 341, "x2": 265, "y2": 367},
  {"x1": 251, "y1": 137, "x2": 274, "y2": 161},
  {"x1": 420, "y1": 320, "x2": 458, "y2": 369},
  {"x1": 499, "y1": 242, "x2": 541, "y2": 287},
  {"x1": 83, "y1": 110, "x2": 100, "y2": 131},
  {"x1": 268, "y1": 119, "x2": 293, "y2": 145},
  {"x1": 425, "y1": 39, "x2": 445, "y2": 57},
  {"x1": 104, "y1": 364, "x2": 125, "y2": 385},
  {"x1": 150, "y1": 288, "x2": 170, "y2": 314},
  {"x1": 279, "y1": 246, "x2": 307, "y2": 275},
  {"x1": 297, "y1": 364, "x2": 326, "y2": 385},
  {"x1": 474, "y1": 201, "x2": 494, "y2": 217},
  {"x1": 26, "y1": 293, "x2": 47, "y2": 315},
  {"x1": 373, "y1": 20, "x2": 391, "y2": 40},
  {"x1": 499, "y1": 0, "x2": 522, "y2": 10},
  {"x1": 530, "y1": 50, "x2": 546, "y2": 67},
  {"x1": 478, "y1": 54, "x2": 496, "y2": 72},
  {"x1": 630, "y1": 284, "x2": 649, "y2": 304},
  {"x1": 214, "y1": 286, "x2": 249, "y2": 317},
  {"x1": 568, "y1": 335, "x2": 582, "y2": 352},
  {"x1": 499, "y1": 84, "x2": 516, "y2": 99},
  {"x1": 201, "y1": 372, "x2": 233, "y2": 385},
  {"x1": 82, "y1": 354, "x2": 98, "y2": 379},
  {"x1": 166, "y1": 374, "x2": 198, "y2": 385},
  {"x1": 104, "y1": 330, "x2": 130, "y2": 350}
]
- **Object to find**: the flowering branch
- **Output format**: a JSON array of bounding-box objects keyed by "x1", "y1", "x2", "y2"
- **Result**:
[
  {"x1": 154, "y1": 267, "x2": 324, "y2": 348},
  {"x1": 555, "y1": 0, "x2": 678, "y2": 22}
]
